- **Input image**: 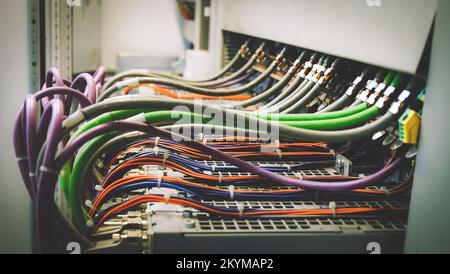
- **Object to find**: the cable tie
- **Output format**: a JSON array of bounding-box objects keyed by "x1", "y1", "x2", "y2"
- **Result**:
[
  {"x1": 277, "y1": 149, "x2": 282, "y2": 160},
  {"x1": 154, "y1": 137, "x2": 160, "y2": 147},
  {"x1": 382, "y1": 187, "x2": 391, "y2": 197},
  {"x1": 64, "y1": 110, "x2": 86, "y2": 129},
  {"x1": 218, "y1": 172, "x2": 223, "y2": 184},
  {"x1": 228, "y1": 185, "x2": 235, "y2": 200},
  {"x1": 164, "y1": 193, "x2": 171, "y2": 204},
  {"x1": 329, "y1": 201, "x2": 337, "y2": 218},
  {"x1": 16, "y1": 156, "x2": 28, "y2": 163},
  {"x1": 153, "y1": 145, "x2": 159, "y2": 155},
  {"x1": 116, "y1": 77, "x2": 140, "y2": 89},
  {"x1": 40, "y1": 166, "x2": 60, "y2": 176},
  {"x1": 296, "y1": 173, "x2": 304, "y2": 180},
  {"x1": 203, "y1": 137, "x2": 208, "y2": 146},
  {"x1": 237, "y1": 203, "x2": 245, "y2": 217},
  {"x1": 163, "y1": 151, "x2": 169, "y2": 168},
  {"x1": 211, "y1": 165, "x2": 216, "y2": 172},
  {"x1": 157, "y1": 172, "x2": 163, "y2": 188},
  {"x1": 28, "y1": 172, "x2": 36, "y2": 178},
  {"x1": 94, "y1": 185, "x2": 104, "y2": 192},
  {"x1": 126, "y1": 113, "x2": 146, "y2": 123},
  {"x1": 86, "y1": 220, "x2": 94, "y2": 228},
  {"x1": 198, "y1": 133, "x2": 204, "y2": 142},
  {"x1": 85, "y1": 200, "x2": 93, "y2": 209}
]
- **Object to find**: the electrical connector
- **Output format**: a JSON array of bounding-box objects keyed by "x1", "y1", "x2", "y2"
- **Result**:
[{"x1": 398, "y1": 109, "x2": 421, "y2": 145}]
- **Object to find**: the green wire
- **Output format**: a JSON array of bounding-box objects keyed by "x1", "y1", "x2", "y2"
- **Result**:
[
  {"x1": 70, "y1": 134, "x2": 117, "y2": 229},
  {"x1": 255, "y1": 103, "x2": 368, "y2": 121},
  {"x1": 66, "y1": 105, "x2": 381, "y2": 230},
  {"x1": 67, "y1": 110, "x2": 210, "y2": 229},
  {"x1": 383, "y1": 71, "x2": 396, "y2": 84},
  {"x1": 391, "y1": 73, "x2": 403, "y2": 88},
  {"x1": 60, "y1": 109, "x2": 146, "y2": 201},
  {"x1": 282, "y1": 106, "x2": 379, "y2": 130}
]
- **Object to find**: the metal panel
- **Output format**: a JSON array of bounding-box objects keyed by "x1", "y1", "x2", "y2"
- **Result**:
[
  {"x1": 211, "y1": 0, "x2": 437, "y2": 74},
  {"x1": 46, "y1": 0, "x2": 73, "y2": 79},
  {"x1": 28, "y1": 0, "x2": 44, "y2": 91},
  {"x1": 405, "y1": 0, "x2": 450, "y2": 254}
]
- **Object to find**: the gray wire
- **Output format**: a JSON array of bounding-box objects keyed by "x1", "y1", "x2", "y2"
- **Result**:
[
  {"x1": 258, "y1": 74, "x2": 305, "y2": 111},
  {"x1": 350, "y1": 98, "x2": 363, "y2": 108},
  {"x1": 229, "y1": 66, "x2": 296, "y2": 109},
  {"x1": 269, "y1": 80, "x2": 315, "y2": 113},
  {"x1": 317, "y1": 94, "x2": 353, "y2": 113},
  {"x1": 70, "y1": 96, "x2": 397, "y2": 144},
  {"x1": 101, "y1": 42, "x2": 258, "y2": 92},
  {"x1": 98, "y1": 54, "x2": 283, "y2": 101},
  {"x1": 281, "y1": 82, "x2": 324, "y2": 114}
]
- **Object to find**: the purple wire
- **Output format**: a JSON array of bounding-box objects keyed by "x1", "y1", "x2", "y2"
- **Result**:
[
  {"x1": 37, "y1": 104, "x2": 54, "y2": 147},
  {"x1": 55, "y1": 122, "x2": 150, "y2": 170},
  {"x1": 14, "y1": 85, "x2": 92, "y2": 200},
  {"x1": 94, "y1": 67, "x2": 107, "y2": 99},
  {"x1": 35, "y1": 99, "x2": 65, "y2": 252},
  {"x1": 34, "y1": 87, "x2": 93, "y2": 108},
  {"x1": 70, "y1": 73, "x2": 97, "y2": 103},
  {"x1": 150, "y1": 124, "x2": 404, "y2": 192},
  {"x1": 39, "y1": 99, "x2": 65, "y2": 170},
  {"x1": 53, "y1": 121, "x2": 403, "y2": 193},
  {"x1": 45, "y1": 67, "x2": 64, "y2": 87},
  {"x1": 42, "y1": 68, "x2": 65, "y2": 107},
  {"x1": 93, "y1": 67, "x2": 106, "y2": 85},
  {"x1": 13, "y1": 111, "x2": 34, "y2": 199},
  {"x1": 24, "y1": 96, "x2": 39, "y2": 197}
]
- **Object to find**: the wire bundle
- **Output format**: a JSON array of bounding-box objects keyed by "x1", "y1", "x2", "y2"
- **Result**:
[{"x1": 13, "y1": 42, "x2": 422, "y2": 253}]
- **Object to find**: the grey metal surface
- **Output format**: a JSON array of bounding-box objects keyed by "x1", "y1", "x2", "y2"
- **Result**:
[
  {"x1": 46, "y1": 0, "x2": 73, "y2": 79},
  {"x1": 152, "y1": 232, "x2": 405, "y2": 254},
  {"x1": 149, "y1": 208, "x2": 406, "y2": 254},
  {"x1": 405, "y1": 0, "x2": 450, "y2": 254},
  {"x1": 210, "y1": 0, "x2": 437, "y2": 74},
  {"x1": 28, "y1": 0, "x2": 43, "y2": 91}
]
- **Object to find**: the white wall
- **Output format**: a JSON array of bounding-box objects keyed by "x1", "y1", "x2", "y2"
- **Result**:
[
  {"x1": 100, "y1": 0, "x2": 185, "y2": 70},
  {"x1": 73, "y1": 0, "x2": 102, "y2": 73},
  {"x1": 0, "y1": 0, "x2": 32, "y2": 253}
]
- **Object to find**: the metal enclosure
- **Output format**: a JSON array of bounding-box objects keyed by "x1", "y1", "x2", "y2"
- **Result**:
[
  {"x1": 208, "y1": 0, "x2": 437, "y2": 74},
  {"x1": 405, "y1": 0, "x2": 450, "y2": 254},
  {"x1": 18, "y1": 0, "x2": 450, "y2": 254}
]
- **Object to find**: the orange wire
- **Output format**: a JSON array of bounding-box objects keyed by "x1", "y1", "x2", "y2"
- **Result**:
[
  {"x1": 94, "y1": 194, "x2": 406, "y2": 230},
  {"x1": 122, "y1": 84, "x2": 252, "y2": 101}
]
